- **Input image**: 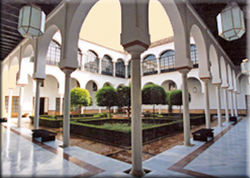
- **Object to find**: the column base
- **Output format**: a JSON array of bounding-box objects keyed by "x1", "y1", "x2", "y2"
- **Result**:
[
  {"x1": 184, "y1": 142, "x2": 194, "y2": 147},
  {"x1": 129, "y1": 169, "x2": 146, "y2": 177},
  {"x1": 0, "y1": 118, "x2": 7, "y2": 122}
]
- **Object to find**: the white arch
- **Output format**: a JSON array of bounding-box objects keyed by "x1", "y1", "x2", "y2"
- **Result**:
[
  {"x1": 209, "y1": 44, "x2": 221, "y2": 84},
  {"x1": 35, "y1": 24, "x2": 61, "y2": 79},
  {"x1": 227, "y1": 64, "x2": 233, "y2": 90},
  {"x1": 65, "y1": 0, "x2": 99, "y2": 70},
  {"x1": 10, "y1": 57, "x2": 19, "y2": 67},
  {"x1": 143, "y1": 82, "x2": 154, "y2": 88},
  {"x1": 103, "y1": 82, "x2": 114, "y2": 88},
  {"x1": 220, "y1": 56, "x2": 228, "y2": 88},
  {"x1": 161, "y1": 79, "x2": 178, "y2": 91},
  {"x1": 232, "y1": 70, "x2": 237, "y2": 92},
  {"x1": 190, "y1": 24, "x2": 210, "y2": 79},
  {"x1": 158, "y1": 0, "x2": 191, "y2": 68},
  {"x1": 187, "y1": 75, "x2": 204, "y2": 93},
  {"x1": 85, "y1": 80, "x2": 99, "y2": 90}
]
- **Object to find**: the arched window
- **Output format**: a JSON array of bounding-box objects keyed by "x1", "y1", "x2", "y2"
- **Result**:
[
  {"x1": 84, "y1": 50, "x2": 99, "y2": 73},
  {"x1": 142, "y1": 54, "x2": 157, "y2": 76},
  {"x1": 46, "y1": 40, "x2": 61, "y2": 66},
  {"x1": 190, "y1": 45, "x2": 198, "y2": 67},
  {"x1": 115, "y1": 59, "x2": 125, "y2": 78},
  {"x1": 102, "y1": 55, "x2": 113, "y2": 76},
  {"x1": 160, "y1": 50, "x2": 175, "y2": 73},
  {"x1": 128, "y1": 61, "x2": 131, "y2": 78},
  {"x1": 78, "y1": 49, "x2": 82, "y2": 70}
]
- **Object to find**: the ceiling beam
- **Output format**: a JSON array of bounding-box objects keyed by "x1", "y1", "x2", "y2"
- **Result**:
[
  {"x1": 1, "y1": 11, "x2": 19, "y2": 19},
  {"x1": 1, "y1": 24, "x2": 18, "y2": 31},
  {"x1": 1, "y1": 38, "x2": 19, "y2": 45},
  {"x1": 1, "y1": 18, "x2": 18, "y2": 26},
  {"x1": 1, "y1": 33, "x2": 23, "y2": 41},
  {"x1": 0, "y1": 42, "x2": 17, "y2": 48},
  {"x1": 1, "y1": 29, "x2": 22, "y2": 38}
]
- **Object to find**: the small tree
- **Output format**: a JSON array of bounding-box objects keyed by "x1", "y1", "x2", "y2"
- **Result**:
[
  {"x1": 142, "y1": 84, "x2": 167, "y2": 120},
  {"x1": 167, "y1": 90, "x2": 191, "y2": 115},
  {"x1": 70, "y1": 88, "x2": 91, "y2": 117},
  {"x1": 117, "y1": 86, "x2": 131, "y2": 118},
  {"x1": 95, "y1": 86, "x2": 117, "y2": 119}
]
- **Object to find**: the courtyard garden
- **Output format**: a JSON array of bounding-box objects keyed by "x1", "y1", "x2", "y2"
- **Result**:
[{"x1": 26, "y1": 84, "x2": 217, "y2": 163}]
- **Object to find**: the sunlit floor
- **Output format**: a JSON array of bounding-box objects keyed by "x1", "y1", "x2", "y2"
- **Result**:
[{"x1": 1, "y1": 116, "x2": 249, "y2": 177}]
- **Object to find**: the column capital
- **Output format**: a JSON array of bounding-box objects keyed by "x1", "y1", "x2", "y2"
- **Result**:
[
  {"x1": 178, "y1": 68, "x2": 190, "y2": 75},
  {"x1": 200, "y1": 78, "x2": 211, "y2": 83},
  {"x1": 61, "y1": 67, "x2": 76, "y2": 75},
  {"x1": 35, "y1": 78, "x2": 44, "y2": 84},
  {"x1": 212, "y1": 83, "x2": 221, "y2": 86},
  {"x1": 16, "y1": 83, "x2": 27, "y2": 87}
]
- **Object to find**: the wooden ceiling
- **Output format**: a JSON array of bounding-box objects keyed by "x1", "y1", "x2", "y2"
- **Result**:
[
  {"x1": 0, "y1": 0, "x2": 62, "y2": 61},
  {"x1": 0, "y1": 0, "x2": 248, "y2": 66}
]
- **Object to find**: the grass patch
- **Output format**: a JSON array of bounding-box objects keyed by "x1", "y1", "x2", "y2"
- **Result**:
[{"x1": 101, "y1": 123, "x2": 164, "y2": 132}]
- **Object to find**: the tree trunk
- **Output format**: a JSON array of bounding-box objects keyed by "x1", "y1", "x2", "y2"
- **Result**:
[
  {"x1": 109, "y1": 106, "x2": 111, "y2": 119},
  {"x1": 153, "y1": 104, "x2": 155, "y2": 123}
]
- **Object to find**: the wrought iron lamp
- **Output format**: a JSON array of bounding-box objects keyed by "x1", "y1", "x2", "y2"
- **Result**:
[
  {"x1": 18, "y1": 4, "x2": 46, "y2": 39},
  {"x1": 216, "y1": 2, "x2": 245, "y2": 41}
]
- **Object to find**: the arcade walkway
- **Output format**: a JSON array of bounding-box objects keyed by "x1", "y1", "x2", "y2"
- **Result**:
[{"x1": 1, "y1": 117, "x2": 249, "y2": 177}]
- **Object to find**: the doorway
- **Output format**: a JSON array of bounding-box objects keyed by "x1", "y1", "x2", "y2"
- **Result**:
[{"x1": 40, "y1": 97, "x2": 45, "y2": 115}]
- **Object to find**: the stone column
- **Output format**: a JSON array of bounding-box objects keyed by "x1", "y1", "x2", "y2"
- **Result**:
[
  {"x1": 158, "y1": 105, "x2": 161, "y2": 114},
  {"x1": 233, "y1": 92, "x2": 238, "y2": 117},
  {"x1": 99, "y1": 107, "x2": 101, "y2": 113},
  {"x1": 215, "y1": 85, "x2": 222, "y2": 126},
  {"x1": 130, "y1": 51, "x2": 144, "y2": 176},
  {"x1": 202, "y1": 79, "x2": 211, "y2": 129},
  {"x1": 99, "y1": 58, "x2": 102, "y2": 74},
  {"x1": 141, "y1": 60, "x2": 143, "y2": 76},
  {"x1": 7, "y1": 89, "x2": 13, "y2": 124},
  {"x1": 223, "y1": 88, "x2": 229, "y2": 122},
  {"x1": 125, "y1": 64, "x2": 128, "y2": 79},
  {"x1": 179, "y1": 69, "x2": 191, "y2": 146},
  {"x1": 113, "y1": 61, "x2": 116, "y2": 77},
  {"x1": 62, "y1": 68, "x2": 74, "y2": 147},
  {"x1": 17, "y1": 85, "x2": 25, "y2": 127},
  {"x1": 34, "y1": 79, "x2": 43, "y2": 129},
  {"x1": 157, "y1": 57, "x2": 160, "y2": 74},
  {"x1": 60, "y1": 94, "x2": 63, "y2": 115},
  {"x1": 229, "y1": 91, "x2": 234, "y2": 116}
]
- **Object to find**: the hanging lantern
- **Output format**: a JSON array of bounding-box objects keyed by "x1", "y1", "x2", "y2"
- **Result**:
[
  {"x1": 18, "y1": 5, "x2": 46, "y2": 39},
  {"x1": 241, "y1": 59, "x2": 250, "y2": 75},
  {"x1": 216, "y1": 2, "x2": 245, "y2": 41}
]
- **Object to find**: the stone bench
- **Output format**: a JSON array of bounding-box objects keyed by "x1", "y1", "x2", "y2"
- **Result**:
[
  {"x1": 192, "y1": 128, "x2": 214, "y2": 142},
  {"x1": 32, "y1": 129, "x2": 57, "y2": 142}
]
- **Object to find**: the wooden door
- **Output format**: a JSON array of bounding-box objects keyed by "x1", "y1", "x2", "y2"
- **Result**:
[{"x1": 5, "y1": 96, "x2": 19, "y2": 117}]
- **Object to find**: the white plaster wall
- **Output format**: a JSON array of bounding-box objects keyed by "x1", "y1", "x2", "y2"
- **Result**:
[
  {"x1": 40, "y1": 75, "x2": 60, "y2": 111},
  {"x1": 23, "y1": 75, "x2": 34, "y2": 114},
  {"x1": 187, "y1": 77, "x2": 204, "y2": 109}
]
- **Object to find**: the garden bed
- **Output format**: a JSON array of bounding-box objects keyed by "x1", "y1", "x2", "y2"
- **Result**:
[{"x1": 70, "y1": 118, "x2": 183, "y2": 147}]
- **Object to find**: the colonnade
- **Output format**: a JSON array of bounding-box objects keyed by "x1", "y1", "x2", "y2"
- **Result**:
[{"x1": 1, "y1": 0, "x2": 243, "y2": 177}]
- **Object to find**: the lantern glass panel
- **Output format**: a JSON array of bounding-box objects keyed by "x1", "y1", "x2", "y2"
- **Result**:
[
  {"x1": 28, "y1": 27, "x2": 39, "y2": 36},
  {"x1": 30, "y1": 7, "x2": 41, "y2": 29},
  {"x1": 233, "y1": 9, "x2": 241, "y2": 28},
  {"x1": 222, "y1": 10, "x2": 233, "y2": 31},
  {"x1": 18, "y1": 8, "x2": 23, "y2": 28},
  {"x1": 23, "y1": 6, "x2": 30, "y2": 26},
  {"x1": 41, "y1": 13, "x2": 45, "y2": 33},
  {"x1": 18, "y1": 27, "x2": 25, "y2": 36},
  {"x1": 217, "y1": 14, "x2": 222, "y2": 34}
]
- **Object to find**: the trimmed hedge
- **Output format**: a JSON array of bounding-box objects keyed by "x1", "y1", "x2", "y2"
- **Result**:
[{"x1": 70, "y1": 119, "x2": 183, "y2": 147}]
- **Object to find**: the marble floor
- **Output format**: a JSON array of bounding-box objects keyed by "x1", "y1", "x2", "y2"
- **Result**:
[{"x1": 1, "y1": 116, "x2": 249, "y2": 177}]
